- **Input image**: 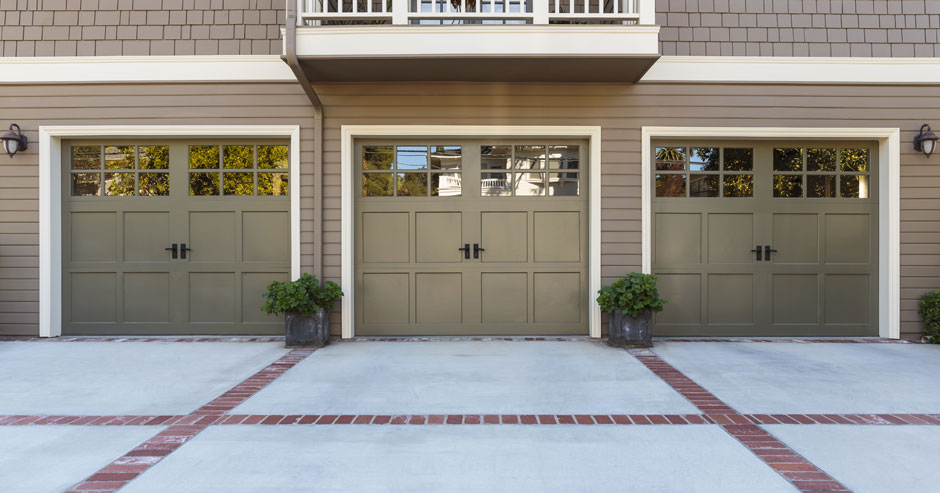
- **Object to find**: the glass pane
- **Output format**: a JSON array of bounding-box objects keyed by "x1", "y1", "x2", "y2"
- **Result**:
[
  {"x1": 189, "y1": 145, "x2": 220, "y2": 169},
  {"x1": 655, "y1": 174, "x2": 686, "y2": 197},
  {"x1": 104, "y1": 146, "x2": 135, "y2": 169},
  {"x1": 430, "y1": 145, "x2": 461, "y2": 171},
  {"x1": 481, "y1": 171, "x2": 511, "y2": 196},
  {"x1": 431, "y1": 172, "x2": 461, "y2": 197},
  {"x1": 689, "y1": 174, "x2": 719, "y2": 197},
  {"x1": 189, "y1": 172, "x2": 220, "y2": 195},
  {"x1": 71, "y1": 173, "x2": 100, "y2": 196},
  {"x1": 397, "y1": 145, "x2": 428, "y2": 171},
  {"x1": 514, "y1": 171, "x2": 544, "y2": 196},
  {"x1": 223, "y1": 172, "x2": 254, "y2": 195},
  {"x1": 773, "y1": 148, "x2": 803, "y2": 171},
  {"x1": 71, "y1": 146, "x2": 101, "y2": 170},
  {"x1": 258, "y1": 172, "x2": 289, "y2": 196},
  {"x1": 807, "y1": 148, "x2": 837, "y2": 171},
  {"x1": 807, "y1": 175, "x2": 836, "y2": 198},
  {"x1": 840, "y1": 175, "x2": 869, "y2": 198},
  {"x1": 257, "y1": 145, "x2": 289, "y2": 169},
  {"x1": 723, "y1": 148, "x2": 753, "y2": 171},
  {"x1": 723, "y1": 174, "x2": 753, "y2": 197},
  {"x1": 104, "y1": 173, "x2": 135, "y2": 196},
  {"x1": 481, "y1": 145, "x2": 512, "y2": 171},
  {"x1": 547, "y1": 172, "x2": 578, "y2": 196},
  {"x1": 655, "y1": 147, "x2": 686, "y2": 170},
  {"x1": 773, "y1": 174, "x2": 803, "y2": 198},
  {"x1": 363, "y1": 146, "x2": 393, "y2": 170},
  {"x1": 690, "y1": 147, "x2": 719, "y2": 171},
  {"x1": 139, "y1": 173, "x2": 169, "y2": 196},
  {"x1": 362, "y1": 173, "x2": 393, "y2": 196},
  {"x1": 547, "y1": 145, "x2": 579, "y2": 170},
  {"x1": 514, "y1": 145, "x2": 545, "y2": 170},
  {"x1": 841, "y1": 148, "x2": 869, "y2": 172},
  {"x1": 223, "y1": 145, "x2": 253, "y2": 169},
  {"x1": 397, "y1": 172, "x2": 428, "y2": 196},
  {"x1": 139, "y1": 145, "x2": 169, "y2": 170}
]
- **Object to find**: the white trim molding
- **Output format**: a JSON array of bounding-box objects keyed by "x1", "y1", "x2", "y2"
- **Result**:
[
  {"x1": 0, "y1": 56, "x2": 296, "y2": 84},
  {"x1": 38, "y1": 125, "x2": 301, "y2": 337},
  {"x1": 641, "y1": 126, "x2": 901, "y2": 339},
  {"x1": 341, "y1": 125, "x2": 603, "y2": 339},
  {"x1": 642, "y1": 56, "x2": 940, "y2": 84}
]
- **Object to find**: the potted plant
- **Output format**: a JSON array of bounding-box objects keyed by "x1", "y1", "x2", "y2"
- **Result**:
[
  {"x1": 262, "y1": 273, "x2": 343, "y2": 347},
  {"x1": 596, "y1": 273, "x2": 667, "y2": 348},
  {"x1": 920, "y1": 291, "x2": 940, "y2": 344}
]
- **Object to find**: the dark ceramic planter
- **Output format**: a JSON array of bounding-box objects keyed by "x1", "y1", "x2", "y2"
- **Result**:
[
  {"x1": 607, "y1": 309, "x2": 652, "y2": 348},
  {"x1": 285, "y1": 308, "x2": 330, "y2": 347}
]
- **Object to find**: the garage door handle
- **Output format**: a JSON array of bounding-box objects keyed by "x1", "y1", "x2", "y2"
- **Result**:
[
  {"x1": 764, "y1": 245, "x2": 778, "y2": 262},
  {"x1": 473, "y1": 243, "x2": 485, "y2": 259},
  {"x1": 458, "y1": 244, "x2": 470, "y2": 259},
  {"x1": 750, "y1": 246, "x2": 762, "y2": 261},
  {"x1": 165, "y1": 244, "x2": 178, "y2": 259},
  {"x1": 180, "y1": 244, "x2": 192, "y2": 260}
]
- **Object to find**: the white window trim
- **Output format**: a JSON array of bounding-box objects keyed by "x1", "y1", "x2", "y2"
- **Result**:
[
  {"x1": 38, "y1": 125, "x2": 301, "y2": 338},
  {"x1": 341, "y1": 125, "x2": 603, "y2": 338},
  {"x1": 641, "y1": 126, "x2": 901, "y2": 339}
]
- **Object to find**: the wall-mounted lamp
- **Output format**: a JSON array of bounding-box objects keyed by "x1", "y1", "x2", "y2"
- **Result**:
[
  {"x1": 914, "y1": 124, "x2": 938, "y2": 158},
  {"x1": 1, "y1": 124, "x2": 28, "y2": 158}
]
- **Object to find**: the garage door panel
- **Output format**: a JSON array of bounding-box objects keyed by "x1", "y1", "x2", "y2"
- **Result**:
[
  {"x1": 189, "y1": 212, "x2": 236, "y2": 263},
  {"x1": 655, "y1": 274, "x2": 702, "y2": 324},
  {"x1": 481, "y1": 272, "x2": 528, "y2": 323},
  {"x1": 481, "y1": 212, "x2": 527, "y2": 263},
  {"x1": 415, "y1": 273, "x2": 462, "y2": 323},
  {"x1": 71, "y1": 212, "x2": 117, "y2": 263},
  {"x1": 242, "y1": 272, "x2": 287, "y2": 323},
  {"x1": 123, "y1": 272, "x2": 170, "y2": 323},
  {"x1": 242, "y1": 211, "x2": 289, "y2": 263},
  {"x1": 533, "y1": 272, "x2": 580, "y2": 323},
  {"x1": 71, "y1": 273, "x2": 116, "y2": 323},
  {"x1": 534, "y1": 212, "x2": 580, "y2": 262},
  {"x1": 825, "y1": 214, "x2": 871, "y2": 264},
  {"x1": 416, "y1": 212, "x2": 462, "y2": 263},
  {"x1": 772, "y1": 213, "x2": 818, "y2": 264},
  {"x1": 707, "y1": 274, "x2": 753, "y2": 324},
  {"x1": 825, "y1": 274, "x2": 870, "y2": 324},
  {"x1": 188, "y1": 272, "x2": 236, "y2": 323},
  {"x1": 654, "y1": 213, "x2": 701, "y2": 264},
  {"x1": 772, "y1": 274, "x2": 819, "y2": 325},
  {"x1": 362, "y1": 212, "x2": 409, "y2": 263},
  {"x1": 707, "y1": 214, "x2": 754, "y2": 264},
  {"x1": 362, "y1": 273, "x2": 410, "y2": 324},
  {"x1": 124, "y1": 212, "x2": 170, "y2": 263}
]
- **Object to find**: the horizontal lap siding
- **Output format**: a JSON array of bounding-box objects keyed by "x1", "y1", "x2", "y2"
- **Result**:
[
  {"x1": 315, "y1": 82, "x2": 938, "y2": 338},
  {"x1": 0, "y1": 81, "x2": 315, "y2": 335}
]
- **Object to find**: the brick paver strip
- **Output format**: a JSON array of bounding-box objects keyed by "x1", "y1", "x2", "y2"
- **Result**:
[
  {"x1": 629, "y1": 349, "x2": 851, "y2": 492},
  {"x1": 66, "y1": 348, "x2": 316, "y2": 492}
]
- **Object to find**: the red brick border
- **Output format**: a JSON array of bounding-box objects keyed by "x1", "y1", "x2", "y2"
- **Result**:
[
  {"x1": 66, "y1": 348, "x2": 315, "y2": 492},
  {"x1": 630, "y1": 348, "x2": 851, "y2": 492}
]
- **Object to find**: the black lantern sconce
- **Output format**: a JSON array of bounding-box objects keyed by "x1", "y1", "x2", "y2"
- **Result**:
[
  {"x1": 1, "y1": 124, "x2": 28, "y2": 158},
  {"x1": 914, "y1": 124, "x2": 938, "y2": 158}
]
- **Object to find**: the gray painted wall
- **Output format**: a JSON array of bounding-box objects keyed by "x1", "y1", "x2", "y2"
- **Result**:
[
  {"x1": 658, "y1": 0, "x2": 940, "y2": 56},
  {"x1": 0, "y1": 0, "x2": 283, "y2": 56}
]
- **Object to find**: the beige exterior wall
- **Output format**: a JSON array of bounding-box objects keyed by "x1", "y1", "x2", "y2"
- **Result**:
[
  {"x1": 0, "y1": 0, "x2": 283, "y2": 56},
  {"x1": 0, "y1": 80, "x2": 936, "y2": 338}
]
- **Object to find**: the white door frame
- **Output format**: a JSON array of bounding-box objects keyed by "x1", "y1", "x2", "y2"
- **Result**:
[
  {"x1": 341, "y1": 125, "x2": 604, "y2": 338},
  {"x1": 38, "y1": 125, "x2": 302, "y2": 337},
  {"x1": 641, "y1": 126, "x2": 901, "y2": 339}
]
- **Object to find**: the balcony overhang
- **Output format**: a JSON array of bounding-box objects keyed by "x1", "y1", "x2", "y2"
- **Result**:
[{"x1": 292, "y1": 25, "x2": 660, "y2": 83}]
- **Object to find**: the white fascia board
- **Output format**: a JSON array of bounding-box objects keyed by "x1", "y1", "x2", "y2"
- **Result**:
[
  {"x1": 642, "y1": 56, "x2": 940, "y2": 84},
  {"x1": 295, "y1": 25, "x2": 661, "y2": 58},
  {"x1": 0, "y1": 55, "x2": 296, "y2": 83}
]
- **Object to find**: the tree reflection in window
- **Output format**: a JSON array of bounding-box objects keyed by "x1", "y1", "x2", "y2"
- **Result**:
[
  {"x1": 655, "y1": 146, "x2": 753, "y2": 198},
  {"x1": 362, "y1": 145, "x2": 462, "y2": 197},
  {"x1": 189, "y1": 144, "x2": 289, "y2": 196}
]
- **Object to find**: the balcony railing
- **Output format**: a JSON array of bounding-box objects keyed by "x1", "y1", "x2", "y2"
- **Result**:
[{"x1": 297, "y1": 0, "x2": 655, "y2": 25}]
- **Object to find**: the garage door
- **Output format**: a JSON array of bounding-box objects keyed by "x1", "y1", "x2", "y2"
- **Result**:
[
  {"x1": 63, "y1": 140, "x2": 290, "y2": 335},
  {"x1": 651, "y1": 141, "x2": 878, "y2": 336},
  {"x1": 355, "y1": 140, "x2": 588, "y2": 335}
]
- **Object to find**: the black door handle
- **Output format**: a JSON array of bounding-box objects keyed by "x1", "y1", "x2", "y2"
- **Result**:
[
  {"x1": 180, "y1": 243, "x2": 192, "y2": 260},
  {"x1": 458, "y1": 243, "x2": 470, "y2": 259},
  {"x1": 165, "y1": 244, "x2": 178, "y2": 259},
  {"x1": 764, "y1": 245, "x2": 778, "y2": 261},
  {"x1": 750, "y1": 245, "x2": 762, "y2": 262},
  {"x1": 473, "y1": 243, "x2": 485, "y2": 259}
]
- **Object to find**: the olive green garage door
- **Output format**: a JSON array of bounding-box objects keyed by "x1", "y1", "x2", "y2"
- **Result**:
[
  {"x1": 355, "y1": 140, "x2": 588, "y2": 335},
  {"x1": 651, "y1": 141, "x2": 878, "y2": 336},
  {"x1": 62, "y1": 140, "x2": 290, "y2": 335}
]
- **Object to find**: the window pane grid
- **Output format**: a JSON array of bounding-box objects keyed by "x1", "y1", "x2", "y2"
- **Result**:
[
  {"x1": 362, "y1": 145, "x2": 462, "y2": 197},
  {"x1": 655, "y1": 146, "x2": 753, "y2": 198},
  {"x1": 773, "y1": 147, "x2": 870, "y2": 199},
  {"x1": 480, "y1": 144, "x2": 579, "y2": 197},
  {"x1": 189, "y1": 144, "x2": 289, "y2": 196},
  {"x1": 70, "y1": 145, "x2": 170, "y2": 197}
]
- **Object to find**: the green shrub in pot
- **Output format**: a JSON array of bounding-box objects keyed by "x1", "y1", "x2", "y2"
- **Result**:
[
  {"x1": 262, "y1": 273, "x2": 342, "y2": 347},
  {"x1": 596, "y1": 273, "x2": 667, "y2": 348},
  {"x1": 920, "y1": 291, "x2": 940, "y2": 344}
]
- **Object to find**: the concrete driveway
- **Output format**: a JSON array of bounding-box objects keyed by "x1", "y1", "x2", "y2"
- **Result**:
[{"x1": 0, "y1": 337, "x2": 937, "y2": 493}]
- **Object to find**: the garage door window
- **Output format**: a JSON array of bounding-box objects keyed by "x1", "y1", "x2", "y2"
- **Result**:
[
  {"x1": 71, "y1": 145, "x2": 170, "y2": 197},
  {"x1": 362, "y1": 145, "x2": 462, "y2": 197},
  {"x1": 773, "y1": 147, "x2": 870, "y2": 199},
  {"x1": 481, "y1": 144, "x2": 579, "y2": 197},
  {"x1": 189, "y1": 145, "x2": 289, "y2": 196},
  {"x1": 655, "y1": 146, "x2": 754, "y2": 198}
]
